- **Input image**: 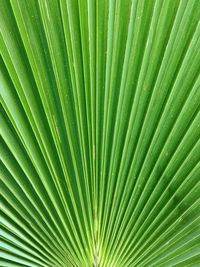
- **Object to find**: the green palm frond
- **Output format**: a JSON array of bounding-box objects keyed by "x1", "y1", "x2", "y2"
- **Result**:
[{"x1": 1, "y1": 0, "x2": 200, "y2": 266}]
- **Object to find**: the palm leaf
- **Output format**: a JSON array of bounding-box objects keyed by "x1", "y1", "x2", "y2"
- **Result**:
[{"x1": 1, "y1": 0, "x2": 200, "y2": 266}]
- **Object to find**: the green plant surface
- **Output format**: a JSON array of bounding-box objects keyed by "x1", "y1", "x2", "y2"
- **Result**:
[{"x1": 0, "y1": 0, "x2": 200, "y2": 266}]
